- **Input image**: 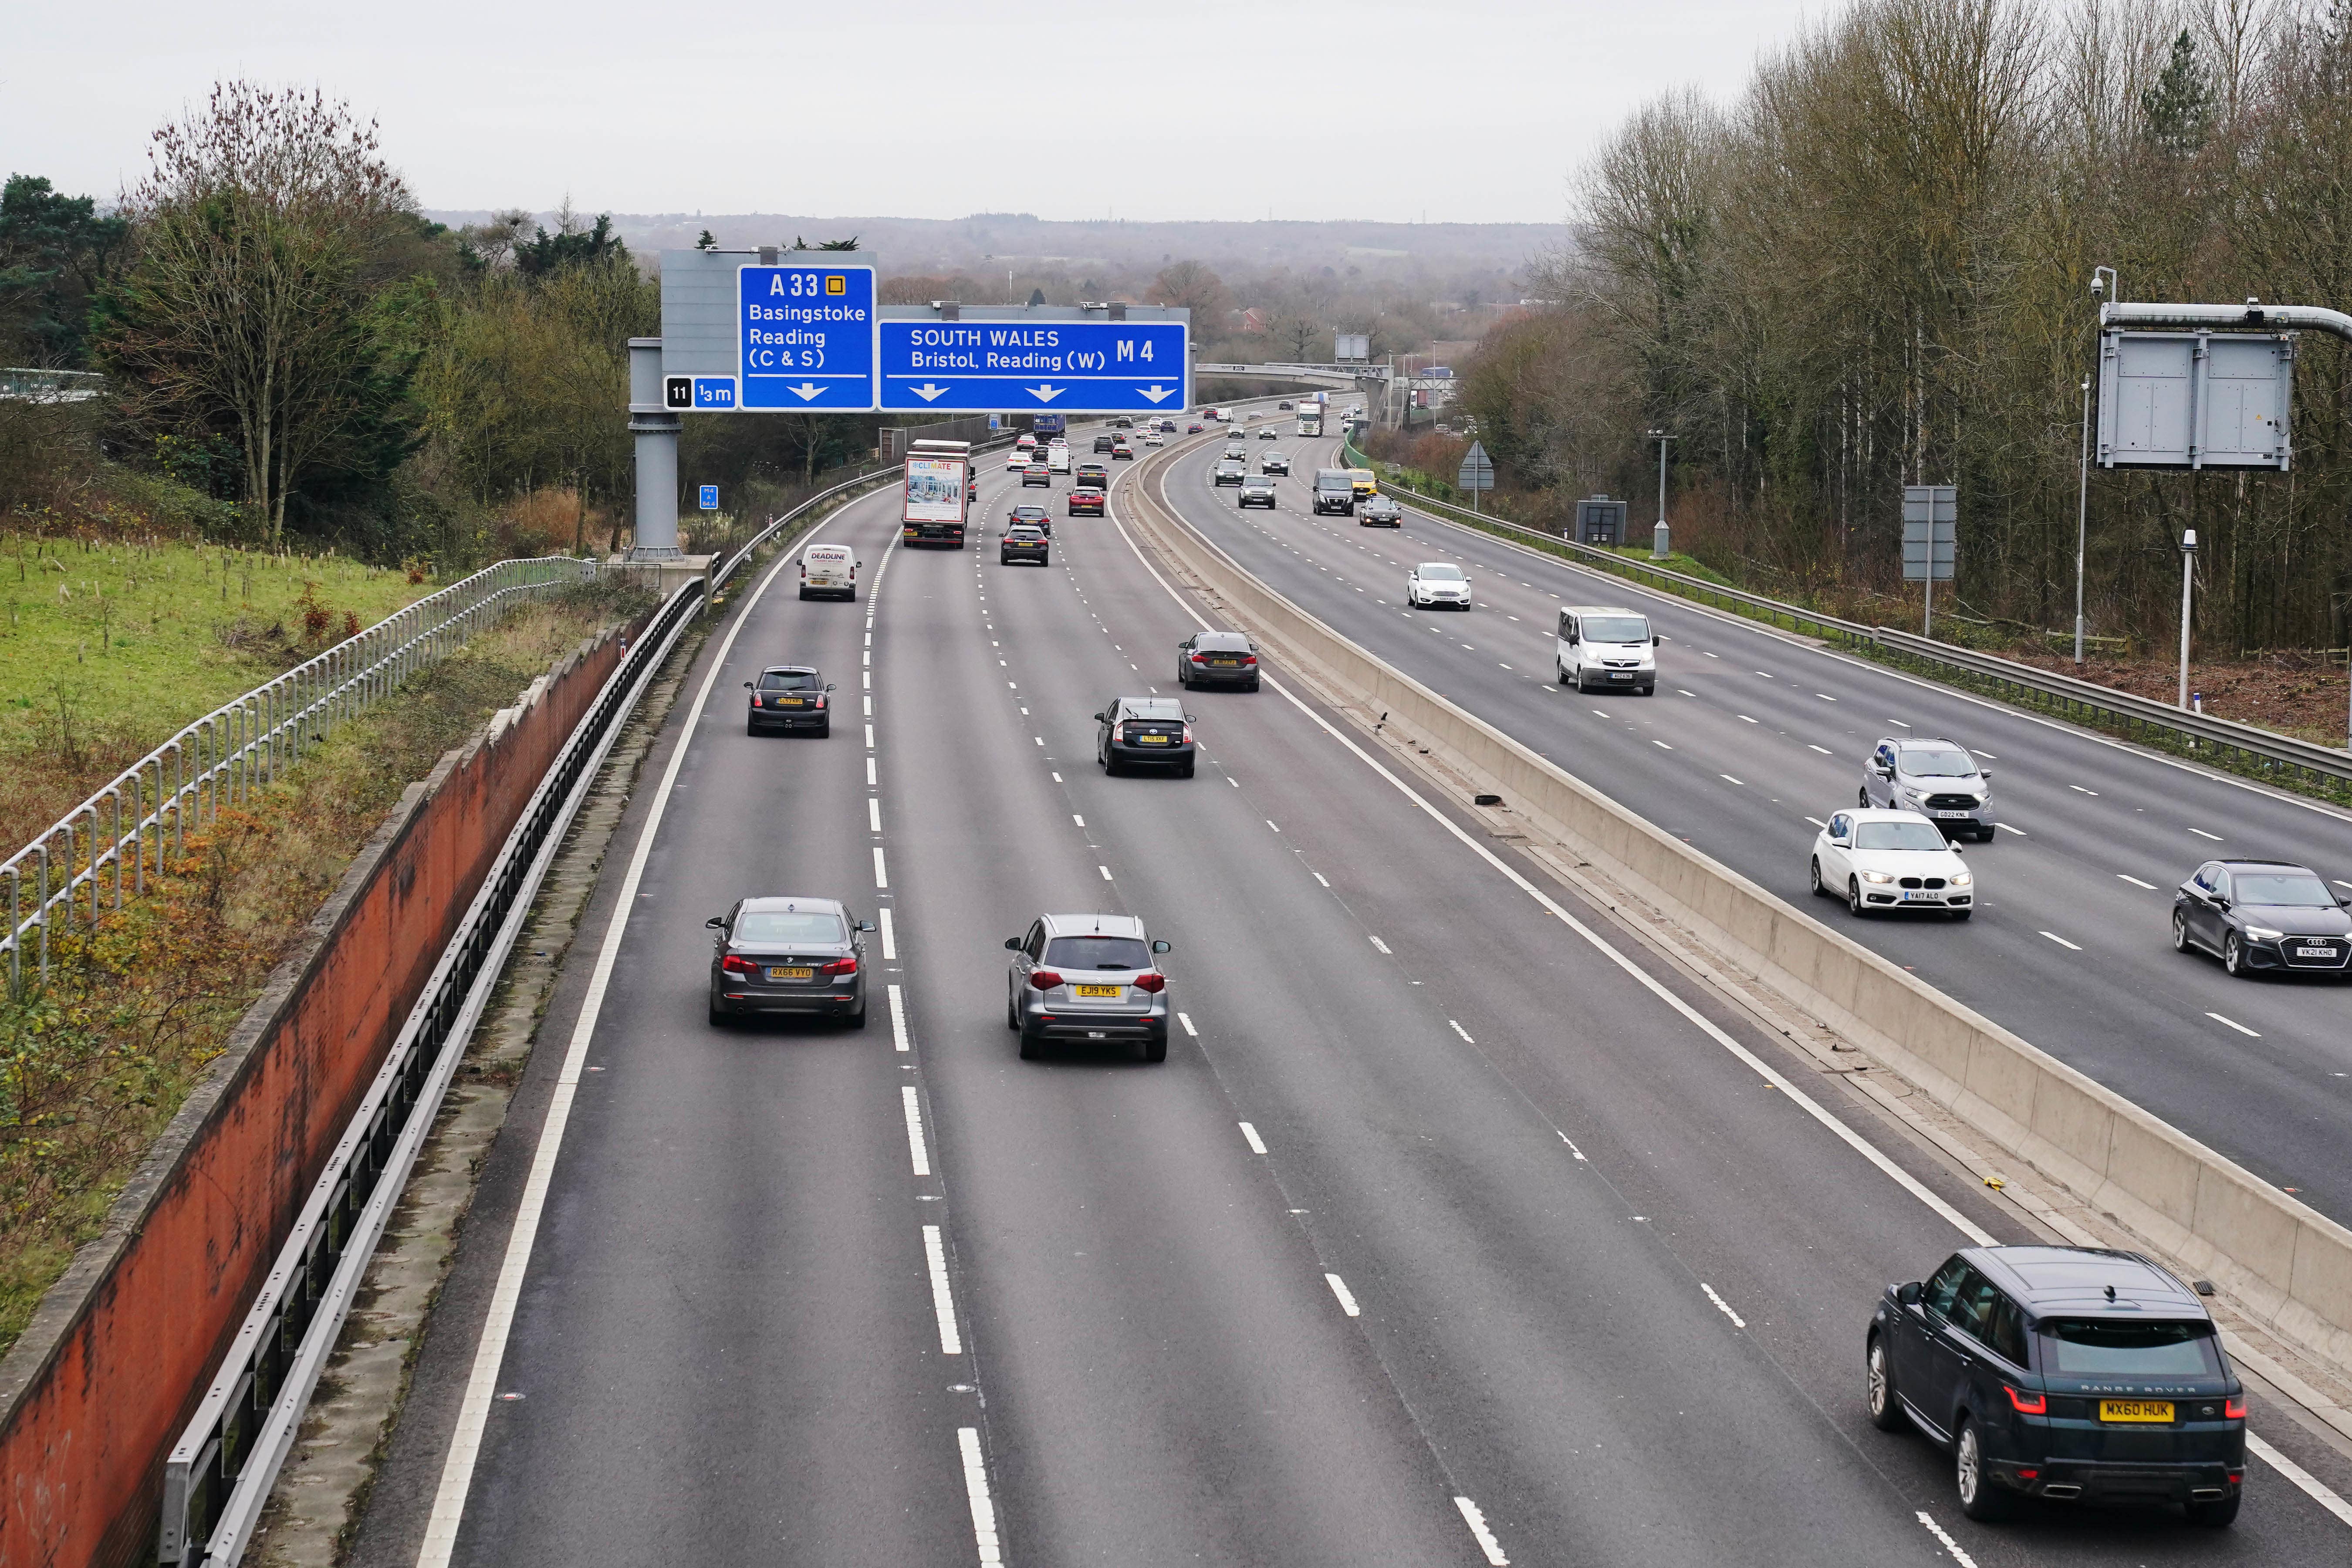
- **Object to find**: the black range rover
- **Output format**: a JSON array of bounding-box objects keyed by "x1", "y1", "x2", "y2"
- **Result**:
[{"x1": 1869, "y1": 1245, "x2": 2246, "y2": 1524}]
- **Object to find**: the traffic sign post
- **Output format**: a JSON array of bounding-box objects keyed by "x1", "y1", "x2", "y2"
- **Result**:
[
  {"x1": 1901, "y1": 484, "x2": 1958, "y2": 637},
  {"x1": 738, "y1": 262, "x2": 876, "y2": 410},
  {"x1": 877, "y1": 316, "x2": 1188, "y2": 413},
  {"x1": 1456, "y1": 441, "x2": 1494, "y2": 514}
]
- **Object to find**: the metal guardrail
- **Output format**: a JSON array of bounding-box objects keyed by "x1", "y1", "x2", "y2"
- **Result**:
[
  {"x1": 1342, "y1": 440, "x2": 2352, "y2": 795},
  {"x1": 1, "y1": 555, "x2": 598, "y2": 993},
  {"x1": 155, "y1": 576, "x2": 704, "y2": 1568}
]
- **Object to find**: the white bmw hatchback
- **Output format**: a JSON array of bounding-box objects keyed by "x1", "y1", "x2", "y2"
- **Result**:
[{"x1": 1809, "y1": 808, "x2": 1976, "y2": 919}]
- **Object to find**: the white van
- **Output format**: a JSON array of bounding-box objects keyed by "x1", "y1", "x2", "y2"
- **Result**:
[
  {"x1": 1556, "y1": 605, "x2": 1658, "y2": 693},
  {"x1": 1047, "y1": 444, "x2": 1071, "y2": 473},
  {"x1": 799, "y1": 542, "x2": 857, "y2": 601}
]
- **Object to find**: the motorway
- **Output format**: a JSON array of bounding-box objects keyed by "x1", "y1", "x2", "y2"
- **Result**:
[
  {"x1": 1156, "y1": 421, "x2": 2352, "y2": 1229},
  {"x1": 348, "y1": 412, "x2": 2352, "y2": 1567}
]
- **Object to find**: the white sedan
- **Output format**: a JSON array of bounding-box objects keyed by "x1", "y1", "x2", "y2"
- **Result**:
[
  {"x1": 1007, "y1": 449, "x2": 1033, "y2": 471},
  {"x1": 1809, "y1": 808, "x2": 1975, "y2": 919},
  {"x1": 1406, "y1": 562, "x2": 1472, "y2": 609}
]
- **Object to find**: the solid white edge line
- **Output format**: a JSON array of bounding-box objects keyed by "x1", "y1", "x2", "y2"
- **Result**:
[
  {"x1": 1452, "y1": 1496, "x2": 1510, "y2": 1565},
  {"x1": 902, "y1": 1085, "x2": 932, "y2": 1176},
  {"x1": 879, "y1": 906, "x2": 897, "y2": 961},
  {"x1": 1124, "y1": 473, "x2": 2352, "y2": 1531},
  {"x1": 957, "y1": 1426, "x2": 1004, "y2": 1566},
  {"x1": 1238, "y1": 1121, "x2": 1268, "y2": 1155},
  {"x1": 889, "y1": 983, "x2": 910, "y2": 1052},
  {"x1": 1325, "y1": 1273, "x2": 1362, "y2": 1317},
  {"x1": 1914, "y1": 1510, "x2": 1981, "y2": 1568},
  {"x1": 925, "y1": 1223, "x2": 963, "y2": 1355},
  {"x1": 2250, "y1": 1430, "x2": 2352, "y2": 1526},
  {"x1": 416, "y1": 493, "x2": 875, "y2": 1568}
]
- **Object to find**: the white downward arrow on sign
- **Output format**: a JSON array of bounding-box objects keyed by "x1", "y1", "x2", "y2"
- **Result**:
[
  {"x1": 1026, "y1": 384, "x2": 1064, "y2": 402},
  {"x1": 909, "y1": 383, "x2": 950, "y2": 402},
  {"x1": 788, "y1": 383, "x2": 827, "y2": 401},
  {"x1": 1136, "y1": 385, "x2": 1177, "y2": 403}
]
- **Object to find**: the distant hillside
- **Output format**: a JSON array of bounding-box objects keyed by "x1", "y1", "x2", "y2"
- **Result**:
[{"x1": 422, "y1": 210, "x2": 1566, "y2": 301}]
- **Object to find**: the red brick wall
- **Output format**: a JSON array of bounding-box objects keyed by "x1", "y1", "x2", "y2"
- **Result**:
[{"x1": 0, "y1": 621, "x2": 636, "y2": 1568}]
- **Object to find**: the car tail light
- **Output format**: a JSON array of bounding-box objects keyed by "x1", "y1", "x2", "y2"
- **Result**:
[
  {"x1": 820, "y1": 955, "x2": 858, "y2": 979},
  {"x1": 721, "y1": 955, "x2": 758, "y2": 977},
  {"x1": 751, "y1": 695, "x2": 763, "y2": 707},
  {"x1": 1133, "y1": 972, "x2": 1166, "y2": 992},
  {"x1": 1190, "y1": 652, "x2": 1209, "y2": 663},
  {"x1": 2225, "y1": 1396, "x2": 2247, "y2": 1420},
  {"x1": 812, "y1": 694, "x2": 826, "y2": 710},
  {"x1": 1241, "y1": 654, "x2": 1257, "y2": 666},
  {"x1": 2016, "y1": 1469, "x2": 2039, "y2": 1482},
  {"x1": 2002, "y1": 1385, "x2": 2047, "y2": 1416},
  {"x1": 1182, "y1": 725, "x2": 1193, "y2": 743},
  {"x1": 1030, "y1": 969, "x2": 1062, "y2": 990}
]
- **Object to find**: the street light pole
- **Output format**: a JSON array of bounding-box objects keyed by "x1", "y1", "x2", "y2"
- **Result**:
[
  {"x1": 1646, "y1": 429, "x2": 1674, "y2": 558},
  {"x1": 2074, "y1": 375, "x2": 2092, "y2": 663},
  {"x1": 2178, "y1": 528, "x2": 2198, "y2": 710}
]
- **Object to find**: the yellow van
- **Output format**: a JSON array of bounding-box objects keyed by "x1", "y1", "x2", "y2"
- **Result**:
[{"x1": 1347, "y1": 468, "x2": 1379, "y2": 500}]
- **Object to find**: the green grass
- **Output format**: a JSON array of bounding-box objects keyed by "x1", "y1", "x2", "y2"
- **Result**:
[{"x1": 0, "y1": 535, "x2": 433, "y2": 744}]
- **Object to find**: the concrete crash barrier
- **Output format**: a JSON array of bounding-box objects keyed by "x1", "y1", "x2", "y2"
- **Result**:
[
  {"x1": 1122, "y1": 462, "x2": 2352, "y2": 1375},
  {"x1": 0, "y1": 621, "x2": 640, "y2": 1568}
]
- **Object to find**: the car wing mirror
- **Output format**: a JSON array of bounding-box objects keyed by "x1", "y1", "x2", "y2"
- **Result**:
[
  {"x1": 858, "y1": 920, "x2": 876, "y2": 933},
  {"x1": 1979, "y1": 768, "x2": 1993, "y2": 780},
  {"x1": 743, "y1": 680, "x2": 754, "y2": 689},
  {"x1": 1185, "y1": 713, "x2": 1197, "y2": 723},
  {"x1": 1152, "y1": 939, "x2": 1171, "y2": 953},
  {"x1": 1004, "y1": 937, "x2": 1023, "y2": 950},
  {"x1": 1653, "y1": 634, "x2": 1663, "y2": 646},
  {"x1": 705, "y1": 916, "x2": 726, "y2": 929},
  {"x1": 825, "y1": 683, "x2": 837, "y2": 692},
  {"x1": 1896, "y1": 1281, "x2": 1923, "y2": 1306},
  {"x1": 2213, "y1": 896, "x2": 2231, "y2": 911}
]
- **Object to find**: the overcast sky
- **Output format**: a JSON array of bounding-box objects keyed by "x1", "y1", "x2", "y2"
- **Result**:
[{"x1": 8, "y1": 0, "x2": 1807, "y2": 225}]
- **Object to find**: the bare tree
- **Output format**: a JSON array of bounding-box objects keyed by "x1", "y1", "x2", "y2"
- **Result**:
[{"x1": 104, "y1": 82, "x2": 412, "y2": 541}]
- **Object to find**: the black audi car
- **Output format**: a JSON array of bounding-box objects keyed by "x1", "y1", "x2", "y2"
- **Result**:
[
  {"x1": 706, "y1": 896, "x2": 874, "y2": 1026},
  {"x1": 1869, "y1": 1246, "x2": 2245, "y2": 1524},
  {"x1": 2172, "y1": 858, "x2": 2351, "y2": 977},
  {"x1": 743, "y1": 666, "x2": 833, "y2": 737}
]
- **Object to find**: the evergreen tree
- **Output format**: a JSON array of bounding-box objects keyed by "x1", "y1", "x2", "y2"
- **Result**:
[{"x1": 2142, "y1": 29, "x2": 2213, "y2": 159}]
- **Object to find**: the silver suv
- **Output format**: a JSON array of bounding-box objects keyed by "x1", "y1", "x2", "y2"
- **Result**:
[
  {"x1": 1004, "y1": 913, "x2": 1173, "y2": 1061},
  {"x1": 1860, "y1": 737, "x2": 1994, "y2": 841}
]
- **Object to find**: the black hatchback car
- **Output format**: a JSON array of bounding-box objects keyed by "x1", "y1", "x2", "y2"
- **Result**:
[
  {"x1": 1869, "y1": 1246, "x2": 2246, "y2": 1524},
  {"x1": 1177, "y1": 630, "x2": 1260, "y2": 691},
  {"x1": 744, "y1": 666, "x2": 833, "y2": 737},
  {"x1": 2173, "y1": 858, "x2": 2352, "y2": 977},
  {"x1": 706, "y1": 896, "x2": 874, "y2": 1026},
  {"x1": 1095, "y1": 696, "x2": 1194, "y2": 776}
]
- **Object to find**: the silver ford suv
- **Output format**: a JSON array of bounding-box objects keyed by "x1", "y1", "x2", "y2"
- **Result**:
[
  {"x1": 1860, "y1": 737, "x2": 1994, "y2": 841},
  {"x1": 1005, "y1": 912, "x2": 1173, "y2": 1062}
]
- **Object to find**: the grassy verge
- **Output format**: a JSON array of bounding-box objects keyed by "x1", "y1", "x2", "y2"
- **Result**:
[
  {"x1": 0, "y1": 532, "x2": 443, "y2": 853},
  {"x1": 0, "y1": 577, "x2": 658, "y2": 1357}
]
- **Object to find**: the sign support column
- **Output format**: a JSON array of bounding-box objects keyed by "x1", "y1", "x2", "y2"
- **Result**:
[{"x1": 628, "y1": 338, "x2": 681, "y2": 560}]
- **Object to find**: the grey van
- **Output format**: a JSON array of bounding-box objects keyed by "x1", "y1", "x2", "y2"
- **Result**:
[{"x1": 1311, "y1": 468, "x2": 1356, "y2": 515}]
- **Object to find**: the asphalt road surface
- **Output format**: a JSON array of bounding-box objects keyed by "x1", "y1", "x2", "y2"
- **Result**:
[{"x1": 351, "y1": 411, "x2": 2352, "y2": 1568}]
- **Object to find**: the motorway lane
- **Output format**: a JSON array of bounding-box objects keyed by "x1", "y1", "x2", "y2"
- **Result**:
[
  {"x1": 433, "y1": 484, "x2": 983, "y2": 1567},
  {"x1": 1154, "y1": 425, "x2": 2352, "y2": 1225}
]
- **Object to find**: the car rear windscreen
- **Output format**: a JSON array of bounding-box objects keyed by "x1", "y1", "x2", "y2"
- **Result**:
[
  {"x1": 2041, "y1": 1319, "x2": 2220, "y2": 1377},
  {"x1": 760, "y1": 671, "x2": 819, "y2": 690},
  {"x1": 1045, "y1": 936, "x2": 1152, "y2": 970},
  {"x1": 737, "y1": 910, "x2": 845, "y2": 944}
]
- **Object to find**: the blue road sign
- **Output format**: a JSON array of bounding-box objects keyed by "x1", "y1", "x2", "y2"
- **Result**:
[
  {"x1": 699, "y1": 484, "x2": 719, "y2": 510},
  {"x1": 739, "y1": 263, "x2": 876, "y2": 410},
  {"x1": 878, "y1": 319, "x2": 1188, "y2": 412}
]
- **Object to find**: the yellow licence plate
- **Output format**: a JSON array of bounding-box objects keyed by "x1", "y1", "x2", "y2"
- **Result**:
[
  {"x1": 770, "y1": 966, "x2": 814, "y2": 981},
  {"x1": 1135, "y1": 734, "x2": 1168, "y2": 744},
  {"x1": 775, "y1": 697, "x2": 805, "y2": 707},
  {"x1": 2099, "y1": 1399, "x2": 2174, "y2": 1423},
  {"x1": 1071, "y1": 984, "x2": 1122, "y2": 998}
]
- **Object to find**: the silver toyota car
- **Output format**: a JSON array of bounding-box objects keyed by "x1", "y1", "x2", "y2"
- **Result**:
[{"x1": 1005, "y1": 912, "x2": 1173, "y2": 1061}]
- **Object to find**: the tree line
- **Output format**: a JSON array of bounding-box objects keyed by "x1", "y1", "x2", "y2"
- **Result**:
[{"x1": 1460, "y1": 0, "x2": 2352, "y2": 653}]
